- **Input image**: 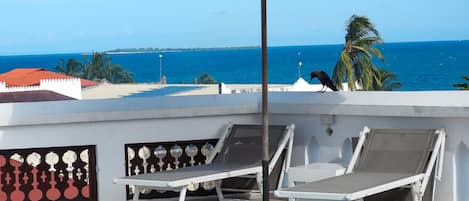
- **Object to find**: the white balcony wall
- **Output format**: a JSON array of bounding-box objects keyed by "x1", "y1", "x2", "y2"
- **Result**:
[
  {"x1": 0, "y1": 92, "x2": 468, "y2": 201},
  {"x1": 0, "y1": 95, "x2": 261, "y2": 201}
]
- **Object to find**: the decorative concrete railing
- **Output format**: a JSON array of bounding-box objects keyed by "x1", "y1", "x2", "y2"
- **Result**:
[
  {"x1": 0, "y1": 145, "x2": 97, "y2": 201},
  {"x1": 125, "y1": 139, "x2": 218, "y2": 200}
]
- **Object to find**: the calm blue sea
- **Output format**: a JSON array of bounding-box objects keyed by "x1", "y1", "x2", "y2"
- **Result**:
[{"x1": 0, "y1": 41, "x2": 468, "y2": 91}]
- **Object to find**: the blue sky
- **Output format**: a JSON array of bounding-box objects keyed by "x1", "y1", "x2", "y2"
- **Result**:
[{"x1": 0, "y1": 0, "x2": 468, "y2": 55}]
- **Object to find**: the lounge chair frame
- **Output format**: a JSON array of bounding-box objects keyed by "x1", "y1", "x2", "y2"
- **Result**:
[
  {"x1": 275, "y1": 126, "x2": 446, "y2": 201},
  {"x1": 114, "y1": 123, "x2": 295, "y2": 201}
]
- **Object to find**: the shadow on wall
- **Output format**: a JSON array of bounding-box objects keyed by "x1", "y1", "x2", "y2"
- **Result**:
[
  {"x1": 456, "y1": 142, "x2": 469, "y2": 201},
  {"x1": 306, "y1": 136, "x2": 353, "y2": 166},
  {"x1": 339, "y1": 138, "x2": 353, "y2": 166}
]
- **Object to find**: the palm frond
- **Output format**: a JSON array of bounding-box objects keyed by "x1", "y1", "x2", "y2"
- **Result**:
[
  {"x1": 373, "y1": 68, "x2": 401, "y2": 91},
  {"x1": 55, "y1": 59, "x2": 66, "y2": 74},
  {"x1": 358, "y1": 57, "x2": 377, "y2": 90},
  {"x1": 351, "y1": 45, "x2": 372, "y2": 58},
  {"x1": 453, "y1": 75, "x2": 469, "y2": 90},
  {"x1": 341, "y1": 51, "x2": 356, "y2": 90},
  {"x1": 332, "y1": 14, "x2": 394, "y2": 91},
  {"x1": 332, "y1": 61, "x2": 345, "y2": 90},
  {"x1": 346, "y1": 15, "x2": 380, "y2": 42},
  {"x1": 354, "y1": 37, "x2": 383, "y2": 46},
  {"x1": 369, "y1": 47, "x2": 385, "y2": 61}
]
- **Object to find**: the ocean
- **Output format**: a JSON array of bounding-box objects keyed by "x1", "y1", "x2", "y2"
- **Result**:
[{"x1": 0, "y1": 41, "x2": 468, "y2": 91}]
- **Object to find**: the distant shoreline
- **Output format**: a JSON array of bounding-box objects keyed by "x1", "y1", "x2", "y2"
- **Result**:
[
  {"x1": 105, "y1": 46, "x2": 260, "y2": 54},
  {"x1": 105, "y1": 40, "x2": 469, "y2": 54},
  {"x1": 2, "y1": 40, "x2": 468, "y2": 56}
]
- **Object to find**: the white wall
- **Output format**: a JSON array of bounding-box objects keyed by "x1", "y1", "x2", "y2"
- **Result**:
[
  {"x1": 0, "y1": 91, "x2": 468, "y2": 201},
  {"x1": 455, "y1": 143, "x2": 469, "y2": 201},
  {"x1": 0, "y1": 114, "x2": 261, "y2": 201},
  {"x1": 40, "y1": 78, "x2": 82, "y2": 99}
]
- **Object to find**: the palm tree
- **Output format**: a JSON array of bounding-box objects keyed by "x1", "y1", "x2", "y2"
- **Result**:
[
  {"x1": 373, "y1": 68, "x2": 401, "y2": 91},
  {"x1": 453, "y1": 75, "x2": 469, "y2": 90},
  {"x1": 55, "y1": 58, "x2": 84, "y2": 77},
  {"x1": 103, "y1": 64, "x2": 135, "y2": 83},
  {"x1": 332, "y1": 15, "x2": 384, "y2": 90},
  {"x1": 193, "y1": 73, "x2": 217, "y2": 84},
  {"x1": 83, "y1": 52, "x2": 106, "y2": 81},
  {"x1": 83, "y1": 52, "x2": 135, "y2": 83}
]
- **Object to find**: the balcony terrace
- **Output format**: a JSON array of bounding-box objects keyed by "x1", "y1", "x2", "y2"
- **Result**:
[{"x1": 0, "y1": 91, "x2": 468, "y2": 201}]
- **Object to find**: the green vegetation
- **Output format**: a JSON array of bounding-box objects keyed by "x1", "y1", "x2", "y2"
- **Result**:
[
  {"x1": 55, "y1": 52, "x2": 135, "y2": 83},
  {"x1": 193, "y1": 73, "x2": 217, "y2": 84},
  {"x1": 82, "y1": 52, "x2": 134, "y2": 83},
  {"x1": 55, "y1": 58, "x2": 83, "y2": 77},
  {"x1": 453, "y1": 75, "x2": 469, "y2": 90},
  {"x1": 332, "y1": 15, "x2": 385, "y2": 91},
  {"x1": 373, "y1": 68, "x2": 402, "y2": 91}
]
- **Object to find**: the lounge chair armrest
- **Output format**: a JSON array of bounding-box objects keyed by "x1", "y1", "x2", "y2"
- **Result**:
[
  {"x1": 345, "y1": 173, "x2": 425, "y2": 201},
  {"x1": 206, "y1": 123, "x2": 235, "y2": 163}
]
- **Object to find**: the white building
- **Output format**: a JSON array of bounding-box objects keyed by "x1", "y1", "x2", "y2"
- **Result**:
[{"x1": 0, "y1": 78, "x2": 83, "y2": 100}]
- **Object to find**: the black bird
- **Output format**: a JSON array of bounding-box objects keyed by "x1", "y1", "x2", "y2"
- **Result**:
[{"x1": 310, "y1": 71, "x2": 339, "y2": 92}]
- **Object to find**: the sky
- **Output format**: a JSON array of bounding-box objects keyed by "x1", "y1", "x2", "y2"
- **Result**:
[{"x1": 0, "y1": 0, "x2": 468, "y2": 55}]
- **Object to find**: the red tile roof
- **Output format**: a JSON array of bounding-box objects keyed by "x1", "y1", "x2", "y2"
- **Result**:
[
  {"x1": 0, "y1": 68, "x2": 97, "y2": 87},
  {"x1": 0, "y1": 90, "x2": 76, "y2": 103}
]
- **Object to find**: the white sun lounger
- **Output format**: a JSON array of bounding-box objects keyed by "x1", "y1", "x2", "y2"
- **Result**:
[
  {"x1": 114, "y1": 123, "x2": 295, "y2": 201},
  {"x1": 275, "y1": 127, "x2": 445, "y2": 201}
]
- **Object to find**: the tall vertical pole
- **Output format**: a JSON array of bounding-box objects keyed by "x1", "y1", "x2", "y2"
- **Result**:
[
  {"x1": 298, "y1": 52, "x2": 302, "y2": 79},
  {"x1": 261, "y1": 0, "x2": 269, "y2": 200},
  {"x1": 159, "y1": 54, "x2": 163, "y2": 82}
]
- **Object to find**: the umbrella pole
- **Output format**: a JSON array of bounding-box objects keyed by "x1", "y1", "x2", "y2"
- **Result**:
[{"x1": 261, "y1": 0, "x2": 269, "y2": 200}]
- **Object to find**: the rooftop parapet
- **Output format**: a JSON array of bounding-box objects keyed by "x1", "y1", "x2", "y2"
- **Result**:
[{"x1": 0, "y1": 78, "x2": 82, "y2": 100}]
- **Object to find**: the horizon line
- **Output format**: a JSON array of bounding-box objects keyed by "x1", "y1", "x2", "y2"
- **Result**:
[{"x1": 1, "y1": 39, "x2": 468, "y2": 57}]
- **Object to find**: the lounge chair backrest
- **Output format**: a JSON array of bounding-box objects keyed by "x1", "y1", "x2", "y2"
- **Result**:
[
  {"x1": 355, "y1": 129, "x2": 437, "y2": 174},
  {"x1": 213, "y1": 125, "x2": 287, "y2": 166}
]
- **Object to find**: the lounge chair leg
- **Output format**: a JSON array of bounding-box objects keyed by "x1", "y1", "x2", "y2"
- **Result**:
[
  {"x1": 288, "y1": 176, "x2": 295, "y2": 188},
  {"x1": 178, "y1": 186, "x2": 188, "y2": 201},
  {"x1": 411, "y1": 183, "x2": 422, "y2": 201},
  {"x1": 288, "y1": 196, "x2": 296, "y2": 201},
  {"x1": 256, "y1": 173, "x2": 263, "y2": 196},
  {"x1": 132, "y1": 186, "x2": 140, "y2": 201},
  {"x1": 215, "y1": 181, "x2": 224, "y2": 201}
]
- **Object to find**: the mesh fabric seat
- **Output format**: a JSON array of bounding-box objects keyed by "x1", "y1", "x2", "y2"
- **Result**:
[
  {"x1": 275, "y1": 127, "x2": 445, "y2": 201},
  {"x1": 213, "y1": 124, "x2": 286, "y2": 166},
  {"x1": 355, "y1": 129, "x2": 436, "y2": 174},
  {"x1": 115, "y1": 124, "x2": 295, "y2": 201}
]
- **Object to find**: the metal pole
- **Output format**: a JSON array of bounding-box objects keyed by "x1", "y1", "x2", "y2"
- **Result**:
[
  {"x1": 261, "y1": 0, "x2": 269, "y2": 200},
  {"x1": 159, "y1": 54, "x2": 163, "y2": 82},
  {"x1": 298, "y1": 61, "x2": 302, "y2": 79},
  {"x1": 298, "y1": 52, "x2": 302, "y2": 79}
]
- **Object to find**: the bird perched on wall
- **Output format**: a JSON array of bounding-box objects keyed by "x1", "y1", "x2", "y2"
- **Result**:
[{"x1": 310, "y1": 71, "x2": 339, "y2": 92}]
